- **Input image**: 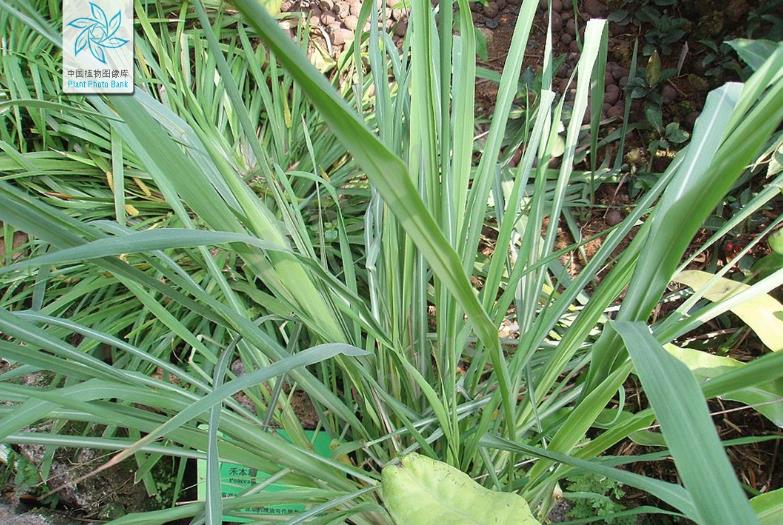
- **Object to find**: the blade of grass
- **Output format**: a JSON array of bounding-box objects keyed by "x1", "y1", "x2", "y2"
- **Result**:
[{"x1": 614, "y1": 321, "x2": 759, "y2": 525}]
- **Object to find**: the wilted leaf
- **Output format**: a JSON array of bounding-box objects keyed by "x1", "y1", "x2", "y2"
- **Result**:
[
  {"x1": 381, "y1": 453, "x2": 541, "y2": 525},
  {"x1": 674, "y1": 270, "x2": 783, "y2": 351}
]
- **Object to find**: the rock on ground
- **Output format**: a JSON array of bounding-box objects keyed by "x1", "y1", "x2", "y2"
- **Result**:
[{"x1": 0, "y1": 503, "x2": 82, "y2": 525}]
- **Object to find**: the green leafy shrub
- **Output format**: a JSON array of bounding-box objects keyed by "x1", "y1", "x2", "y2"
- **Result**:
[{"x1": 564, "y1": 473, "x2": 635, "y2": 525}]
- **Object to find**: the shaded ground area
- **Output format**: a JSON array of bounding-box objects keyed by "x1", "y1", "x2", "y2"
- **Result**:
[{"x1": 0, "y1": 502, "x2": 79, "y2": 525}]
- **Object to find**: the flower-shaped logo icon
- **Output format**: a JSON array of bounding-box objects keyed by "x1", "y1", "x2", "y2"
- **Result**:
[{"x1": 67, "y1": 2, "x2": 128, "y2": 64}]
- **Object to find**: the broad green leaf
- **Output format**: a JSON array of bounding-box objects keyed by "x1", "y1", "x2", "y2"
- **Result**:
[
  {"x1": 751, "y1": 488, "x2": 783, "y2": 525},
  {"x1": 381, "y1": 453, "x2": 540, "y2": 525},
  {"x1": 615, "y1": 321, "x2": 759, "y2": 525},
  {"x1": 728, "y1": 39, "x2": 783, "y2": 72},
  {"x1": 674, "y1": 270, "x2": 783, "y2": 351},
  {"x1": 770, "y1": 228, "x2": 783, "y2": 255}
]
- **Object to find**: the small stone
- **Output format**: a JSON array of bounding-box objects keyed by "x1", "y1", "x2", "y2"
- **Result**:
[
  {"x1": 336, "y1": 1, "x2": 350, "y2": 17},
  {"x1": 566, "y1": 18, "x2": 576, "y2": 35},
  {"x1": 607, "y1": 104, "x2": 624, "y2": 119},
  {"x1": 726, "y1": 0, "x2": 749, "y2": 21},
  {"x1": 483, "y1": 2, "x2": 499, "y2": 17},
  {"x1": 569, "y1": 40, "x2": 578, "y2": 52},
  {"x1": 550, "y1": 11, "x2": 563, "y2": 31},
  {"x1": 611, "y1": 64, "x2": 627, "y2": 80},
  {"x1": 485, "y1": 17, "x2": 499, "y2": 29},
  {"x1": 603, "y1": 102, "x2": 611, "y2": 112},
  {"x1": 349, "y1": 2, "x2": 361, "y2": 15},
  {"x1": 606, "y1": 209, "x2": 623, "y2": 226},
  {"x1": 552, "y1": 0, "x2": 562, "y2": 11},
  {"x1": 561, "y1": 33, "x2": 572, "y2": 44},
  {"x1": 332, "y1": 27, "x2": 354, "y2": 45},
  {"x1": 320, "y1": 0, "x2": 335, "y2": 11},
  {"x1": 321, "y1": 12, "x2": 337, "y2": 25},
  {"x1": 309, "y1": 15, "x2": 320, "y2": 26},
  {"x1": 661, "y1": 84, "x2": 678, "y2": 103},
  {"x1": 619, "y1": 75, "x2": 628, "y2": 87},
  {"x1": 583, "y1": 0, "x2": 607, "y2": 17},
  {"x1": 344, "y1": 14, "x2": 358, "y2": 29},
  {"x1": 562, "y1": 10, "x2": 572, "y2": 20},
  {"x1": 604, "y1": 69, "x2": 614, "y2": 86},
  {"x1": 605, "y1": 84, "x2": 620, "y2": 105},
  {"x1": 394, "y1": 20, "x2": 408, "y2": 36}
]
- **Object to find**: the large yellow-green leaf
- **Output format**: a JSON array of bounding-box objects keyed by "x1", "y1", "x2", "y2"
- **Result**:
[
  {"x1": 751, "y1": 488, "x2": 783, "y2": 525},
  {"x1": 674, "y1": 270, "x2": 783, "y2": 351},
  {"x1": 665, "y1": 344, "x2": 783, "y2": 426},
  {"x1": 381, "y1": 453, "x2": 540, "y2": 525}
]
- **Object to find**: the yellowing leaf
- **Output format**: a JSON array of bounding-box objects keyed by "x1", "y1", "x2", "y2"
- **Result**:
[
  {"x1": 674, "y1": 270, "x2": 783, "y2": 351},
  {"x1": 133, "y1": 176, "x2": 152, "y2": 197},
  {"x1": 381, "y1": 453, "x2": 540, "y2": 525},
  {"x1": 665, "y1": 344, "x2": 783, "y2": 427}
]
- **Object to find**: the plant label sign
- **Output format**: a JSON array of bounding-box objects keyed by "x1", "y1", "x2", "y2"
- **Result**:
[
  {"x1": 196, "y1": 430, "x2": 334, "y2": 522},
  {"x1": 62, "y1": 0, "x2": 134, "y2": 94}
]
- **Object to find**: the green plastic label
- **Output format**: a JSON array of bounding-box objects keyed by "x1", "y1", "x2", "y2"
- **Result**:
[{"x1": 196, "y1": 430, "x2": 334, "y2": 522}]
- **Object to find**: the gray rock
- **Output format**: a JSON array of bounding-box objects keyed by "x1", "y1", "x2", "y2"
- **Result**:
[{"x1": 0, "y1": 504, "x2": 83, "y2": 525}]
